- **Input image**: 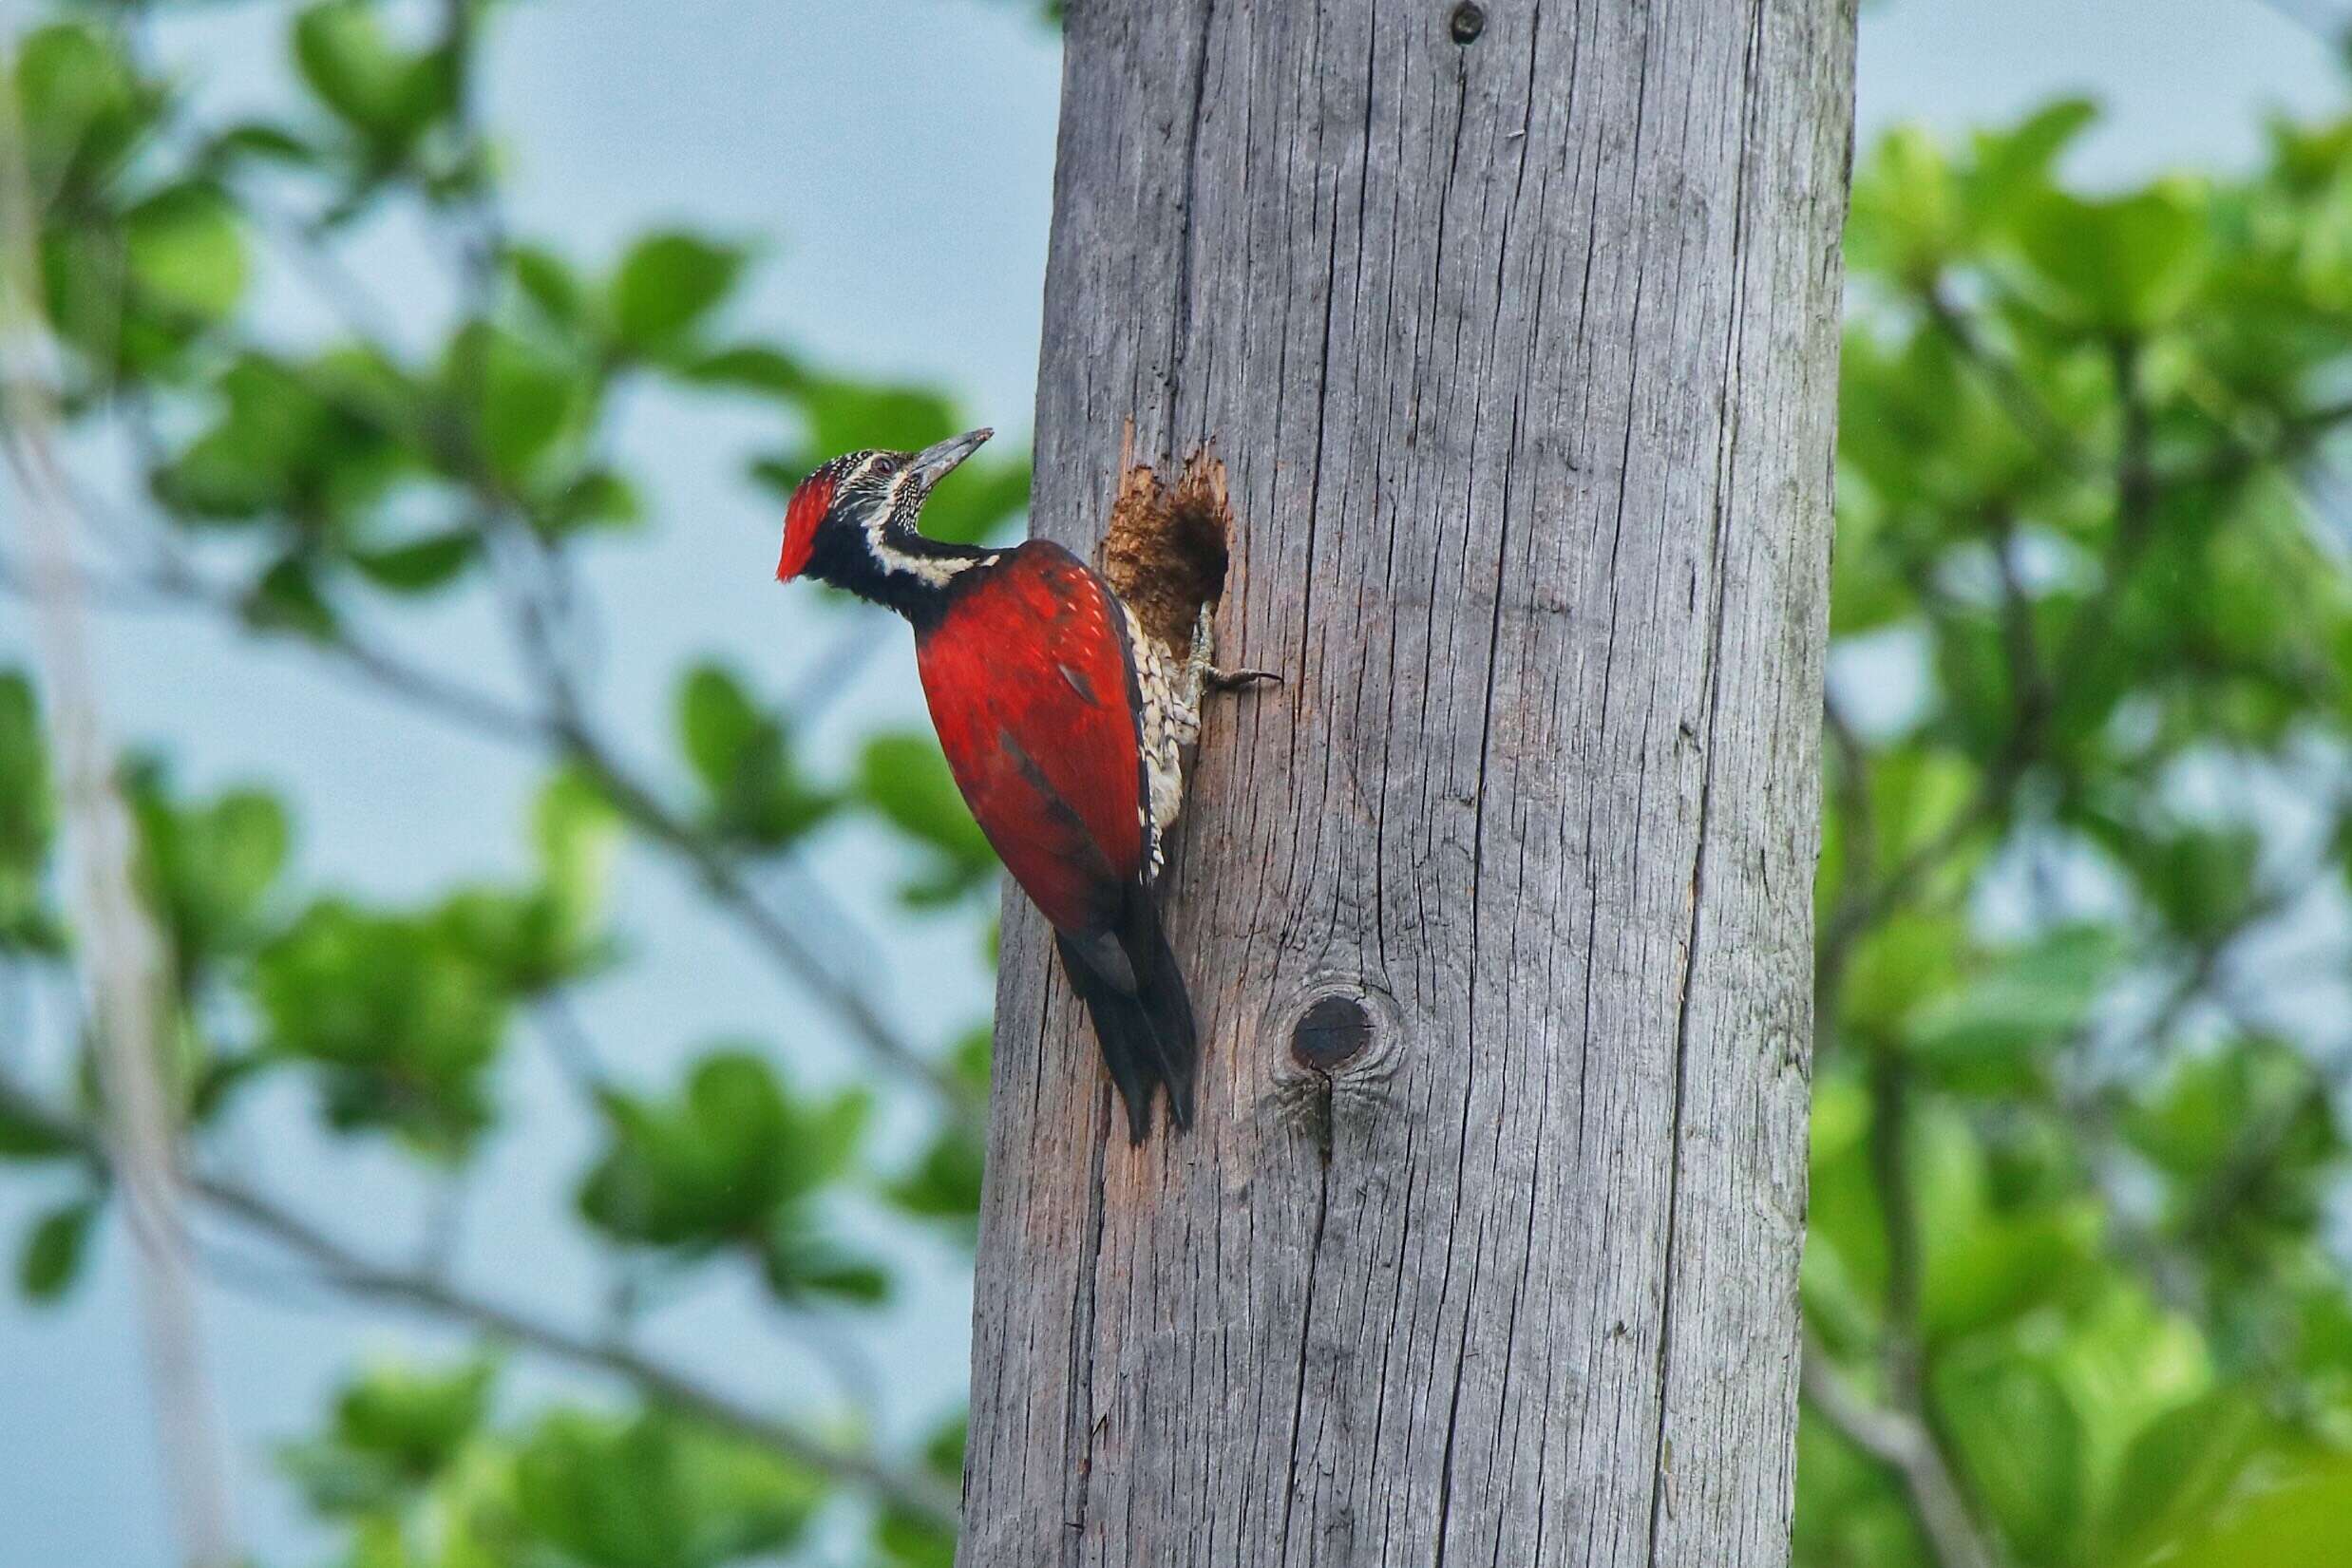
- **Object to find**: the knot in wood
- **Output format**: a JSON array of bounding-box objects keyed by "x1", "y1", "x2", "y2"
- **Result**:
[{"x1": 1290, "y1": 995, "x2": 1374, "y2": 1073}]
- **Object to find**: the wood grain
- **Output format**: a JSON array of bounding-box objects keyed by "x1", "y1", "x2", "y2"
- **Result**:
[{"x1": 962, "y1": 1, "x2": 1855, "y2": 1562}]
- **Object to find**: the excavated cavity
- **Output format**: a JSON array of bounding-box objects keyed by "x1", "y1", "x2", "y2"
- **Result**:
[
  {"x1": 1100, "y1": 444, "x2": 1233, "y2": 670},
  {"x1": 1094, "y1": 438, "x2": 1247, "y2": 881}
]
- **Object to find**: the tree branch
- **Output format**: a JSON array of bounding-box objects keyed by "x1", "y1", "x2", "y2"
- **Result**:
[
  {"x1": 18, "y1": 501, "x2": 980, "y2": 1124},
  {"x1": 0, "y1": 1076, "x2": 960, "y2": 1530},
  {"x1": 187, "y1": 1171, "x2": 961, "y2": 1529},
  {"x1": 549, "y1": 723, "x2": 983, "y2": 1123},
  {"x1": 1802, "y1": 1329, "x2": 1998, "y2": 1568},
  {"x1": 193, "y1": 52, "x2": 985, "y2": 1125},
  {"x1": 1921, "y1": 285, "x2": 2085, "y2": 478},
  {"x1": 0, "y1": 48, "x2": 239, "y2": 1558}
]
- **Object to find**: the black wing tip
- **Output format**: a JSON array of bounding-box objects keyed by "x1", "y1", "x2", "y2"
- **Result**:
[
  {"x1": 1122, "y1": 1076, "x2": 1195, "y2": 1146},
  {"x1": 1056, "y1": 905, "x2": 1199, "y2": 1148}
]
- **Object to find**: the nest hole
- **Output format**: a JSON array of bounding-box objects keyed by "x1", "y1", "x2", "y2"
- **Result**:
[{"x1": 1099, "y1": 444, "x2": 1234, "y2": 656}]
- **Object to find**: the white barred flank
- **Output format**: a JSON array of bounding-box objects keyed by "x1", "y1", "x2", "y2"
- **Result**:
[{"x1": 1122, "y1": 601, "x2": 1203, "y2": 880}]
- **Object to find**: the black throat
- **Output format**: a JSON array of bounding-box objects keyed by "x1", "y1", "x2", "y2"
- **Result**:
[{"x1": 805, "y1": 521, "x2": 988, "y2": 628}]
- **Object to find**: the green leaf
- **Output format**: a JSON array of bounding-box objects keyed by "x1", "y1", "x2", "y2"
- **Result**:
[
  {"x1": 1963, "y1": 99, "x2": 2097, "y2": 232},
  {"x1": 157, "y1": 349, "x2": 419, "y2": 526},
  {"x1": 1935, "y1": 1351, "x2": 2084, "y2": 1561},
  {"x1": 293, "y1": 1, "x2": 397, "y2": 124},
  {"x1": 802, "y1": 1260, "x2": 890, "y2": 1303},
  {"x1": 514, "y1": 1412, "x2": 822, "y2": 1568},
  {"x1": 859, "y1": 732, "x2": 995, "y2": 904},
  {"x1": 129, "y1": 767, "x2": 290, "y2": 981},
  {"x1": 544, "y1": 468, "x2": 642, "y2": 534},
  {"x1": 797, "y1": 378, "x2": 958, "y2": 463},
  {"x1": 609, "y1": 233, "x2": 747, "y2": 356},
  {"x1": 349, "y1": 529, "x2": 479, "y2": 593},
  {"x1": 17, "y1": 1199, "x2": 97, "y2": 1303},
  {"x1": 509, "y1": 243, "x2": 587, "y2": 326},
  {"x1": 280, "y1": 1356, "x2": 497, "y2": 1516},
  {"x1": 874, "y1": 1414, "x2": 963, "y2": 1567},
  {"x1": 534, "y1": 765, "x2": 621, "y2": 944},
  {"x1": 916, "y1": 453, "x2": 1032, "y2": 546},
  {"x1": 205, "y1": 120, "x2": 318, "y2": 169},
  {"x1": 2158, "y1": 1454, "x2": 2352, "y2": 1568},
  {"x1": 335, "y1": 1357, "x2": 495, "y2": 1475},
  {"x1": 579, "y1": 1049, "x2": 866, "y2": 1252},
  {"x1": 254, "y1": 898, "x2": 510, "y2": 1152},
  {"x1": 678, "y1": 344, "x2": 804, "y2": 396},
  {"x1": 292, "y1": 1, "x2": 451, "y2": 150},
  {"x1": 2124, "y1": 1036, "x2": 2334, "y2": 1226},
  {"x1": 1794, "y1": 1391, "x2": 1931, "y2": 1564},
  {"x1": 0, "y1": 1100, "x2": 74, "y2": 1162},
  {"x1": 446, "y1": 324, "x2": 583, "y2": 484},
  {"x1": 1924, "y1": 1206, "x2": 2096, "y2": 1344},
  {"x1": 1840, "y1": 911, "x2": 1963, "y2": 1045},
  {"x1": 275, "y1": 1441, "x2": 408, "y2": 1519},
  {"x1": 2096, "y1": 1391, "x2": 2276, "y2": 1564},
  {"x1": 762, "y1": 1229, "x2": 892, "y2": 1306},
  {"x1": 889, "y1": 1123, "x2": 985, "y2": 1228},
  {"x1": 15, "y1": 24, "x2": 151, "y2": 197},
  {"x1": 2134, "y1": 825, "x2": 2262, "y2": 942},
  {"x1": 1906, "y1": 923, "x2": 2120, "y2": 1092},
  {"x1": 1847, "y1": 123, "x2": 1963, "y2": 286},
  {"x1": 674, "y1": 664, "x2": 834, "y2": 850},
  {"x1": 421, "y1": 766, "x2": 624, "y2": 998},
  {"x1": 435, "y1": 887, "x2": 581, "y2": 997},
  {"x1": 2015, "y1": 183, "x2": 2210, "y2": 331},
  {"x1": 0, "y1": 671, "x2": 58, "y2": 954},
  {"x1": 123, "y1": 183, "x2": 247, "y2": 324},
  {"x1": 678, "y1": 664, "x2": 764, "y2": 791},
  {"x1": 244, "y1": 557, "x2": 339, "y2": 640}
]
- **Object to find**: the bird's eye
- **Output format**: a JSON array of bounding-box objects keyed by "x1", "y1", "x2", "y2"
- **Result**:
[{"x1": 869, "y1": 454, "x2": 901, "y2": 478}]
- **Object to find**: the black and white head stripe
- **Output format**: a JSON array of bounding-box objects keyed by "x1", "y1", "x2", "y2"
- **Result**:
[
  {"x1": 780, "y1": 429, "x2": 996, "y2": 608},
  {"x1": 837, "y1": 448, "x2": 983, "y2": 588}
]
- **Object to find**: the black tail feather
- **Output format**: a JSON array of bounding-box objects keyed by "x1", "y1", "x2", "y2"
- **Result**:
[
  {"x1": 1055, "y1": 888, "x2": 1198, "y2": 1143},
  {"x1": 1118, "y1": 888, "x2": 1198, "y2": 1129}
]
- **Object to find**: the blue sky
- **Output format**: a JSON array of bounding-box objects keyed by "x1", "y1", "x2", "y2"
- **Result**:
[{"x1": 1, "y1": 0, "x2": 2343, "y2": 1562}]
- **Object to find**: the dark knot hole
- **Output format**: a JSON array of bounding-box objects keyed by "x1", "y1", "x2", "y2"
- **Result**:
[{"x1": 1291, "y1": 995, "x2": 1375, "y2": 1073}]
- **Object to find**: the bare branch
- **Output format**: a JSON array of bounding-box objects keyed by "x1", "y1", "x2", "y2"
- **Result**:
[
  {"x1": 1802, "y1": 1330, "x2": 1998, "y2": 1568},
  {"x1": 0, "y1": 1076, "x2": 960, "y2": 1530},
  {"x1": 0, "y1": 41, "x2": 238, "y2": 1562},
  {"x1": 550, "y1": 724, "x2": 986, "y2": 1124},
  {"x1": 187, "y1": 1171, "x2": 962, "y2": 1530},
  {"x1": 1921, "y1": 286, "x2": 2084, "y2": 478}
]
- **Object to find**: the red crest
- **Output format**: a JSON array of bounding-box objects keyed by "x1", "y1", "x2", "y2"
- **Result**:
[{"x1": 776, "y1": 468, "x2": 839, "y2": 581}]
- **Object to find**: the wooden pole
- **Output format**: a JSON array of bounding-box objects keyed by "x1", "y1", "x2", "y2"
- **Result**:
[{"x1": 964, "y1": 2, "x2": 1855, "y2": 1562}]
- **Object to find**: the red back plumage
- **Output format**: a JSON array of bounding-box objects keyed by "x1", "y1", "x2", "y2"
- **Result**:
[{"x1": 914, "y1": 542, "x2": 1147, "y2": 934}]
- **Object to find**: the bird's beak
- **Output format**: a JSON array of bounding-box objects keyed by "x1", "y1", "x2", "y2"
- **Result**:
[{"x1": 908, "y1": 427, "x2": 993, "y2": 490}]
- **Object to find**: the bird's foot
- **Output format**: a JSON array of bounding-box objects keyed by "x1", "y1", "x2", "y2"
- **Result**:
[{"x1": 1206, "y1": 666, "x2": 1282, "y2": 693}]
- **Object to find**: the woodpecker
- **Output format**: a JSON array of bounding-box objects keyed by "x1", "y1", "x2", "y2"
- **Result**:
[{"x1": 775, "y1": 428, "x2": 1260, "y2": 1143}]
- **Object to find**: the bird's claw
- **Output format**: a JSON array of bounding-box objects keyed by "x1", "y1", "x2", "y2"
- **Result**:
[{"x1": 1206, "y1": 666, "x2": 1282, "y2": 693}]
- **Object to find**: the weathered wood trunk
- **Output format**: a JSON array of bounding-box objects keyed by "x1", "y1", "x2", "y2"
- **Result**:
[{"x1": 963, "y1": 2, "x2": 1855, "y2": 1563}]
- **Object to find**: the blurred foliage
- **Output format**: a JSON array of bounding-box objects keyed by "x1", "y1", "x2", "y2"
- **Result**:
[
  {"x1": 1801, "y1": 88, "x2": 2352, "y2": 1568},
  {"x1": 274, "y1": 1357, "x2": 840, "y2": 1568},
  {"x1": 1, "y1": 0, "x2": 1019, "y2": 1559},
  {"x1": 9, "y1": 3, "x2": 2352, "y2": 1568}
]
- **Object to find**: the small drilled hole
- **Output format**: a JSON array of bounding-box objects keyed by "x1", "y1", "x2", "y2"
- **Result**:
[
  {"x1": 1450, "y1": 1, "x2": 1487, "y2": 44},
  {"x1": 1291, "y1": 995, "x2": 1374, "y2": 1072}
]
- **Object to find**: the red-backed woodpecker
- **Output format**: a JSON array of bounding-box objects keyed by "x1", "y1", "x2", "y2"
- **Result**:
[{"x1": 776, "y1": 428, "x2": 1254, "y2": 1143}]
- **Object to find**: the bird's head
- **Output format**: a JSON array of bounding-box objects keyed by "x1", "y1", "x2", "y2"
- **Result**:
[{"x1": 775, "y1": 427, "x2": 994, "y2": 587}]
